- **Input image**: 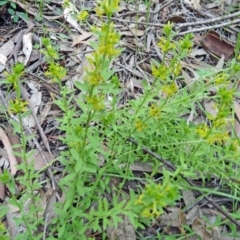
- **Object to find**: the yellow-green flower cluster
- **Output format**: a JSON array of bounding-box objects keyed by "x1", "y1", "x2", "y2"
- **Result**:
[
  {"x1": 84, "y1": 22, "x2": 120, "y2": 87},
  {"x1": 172, "y1": 61, "x2": 182, "y2": 76},
  {"x1": 135, "y1": 119, "x2": 147, "y2": 132},
  {"x1": 135, "y1": 182, "x2": 179, "y2": 218},
  {"x1": 162, "y1": 22, "x2": 175, "y2": 39},
  {"x1": 41, "y1": 38, "x2": 59, "y2": 60},
  {"x1": 85, "y1": 63, "x2": 104, "y2": 86},
  {"x1": 178, "y1": 33, "x2": 194, "y2": 53},
  {"x1": 162, "y1": 82, "x2": 178, "y2": 97},
  {"x1": 4, "y1": 63, "x2": 27, "y2": 115},
  {"x1": 77, "y1": 10, "x2": 89, "y2": 22},
  {"x1": 45, "y1": 62, "x2": 66, "y2": 83},
  {"x1": 207, "y1": 132, "x2": 230, "y2": 144},
  {"x1": 196, "y1": 123, "x2": 209, "y2": 139},
  {"x1": 151, "y1": 23, "x2": 193, "y2": 101},
  {"x1": 86, "y1": 94, "x2": 105, "y2": 111},
  {"x1": 96, "y1": 23, "x2": 121, "y2": 57},
  {"x1": 149, "y1": 104, "x2": 161, "y2": 118},
  {"x1": 158, "y1": 37, "x2": 176, "y2": 53},
  {"x1": 218, "y1": 87, "x2": 234, "y2": 105},
  {"x1": 69, "y1": 141, "x2": 83, "y2": 151},
  {"x1": 229, "y1": 139, "x2": 240, "y2": 152},
  {"x1": 196, "y1": 121, "x2": 231, "y2": 145},
  {"x1": 9, "y1": 99, "x2": 28, "y2": 114},
  {"x1": 152, "y1": 64, "x2": 168, "y2": 80},
  {"x1": 4, "y1": 64, "x2": 24, "y2": 89},
  {"x1": 95, "y1": 0, "x2": 120, "y2": 17},
  {"x1": 214, "y1": 73, "x2": 230, "y2": 85}
]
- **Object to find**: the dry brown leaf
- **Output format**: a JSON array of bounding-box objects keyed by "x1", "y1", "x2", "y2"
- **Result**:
[
  {"x1": 215, "y1": 54, "x2": 225, "y2": 70},
  {"x1": 107, "y1": 214, "x2": 136, "y2": 240},
  {"x1": 182, "y1": 190, "x2": 200, "y2": 225},
  {"x1": 63, "y1": 4, "x2": 83, "y2": 33},
  {"x1": 202, "y1": 31, "x2": 234, "y2": 61},
  {"x1": 158, "y1": 208, "x2": 187, "y2": 227},
  {"x1": 0, "y1": 127, "x2": 18, "y2": 175},
  {"x1": 22, "y1": 32, "x2": 33, "y2": 66},
  {"x1": 27, "y1": 150, "x2": 54, "y2": 171},
  {"x1": 166, "y1": 15, "x2": 186, "y2": 24},
  {"x1": 234, "y1": 120, "x2": 240, "y2": 138},
  {"x1": 29, "y1": 49, "x2": 40, "y2": 62},
  {"x1": 204, "y1": 99, "x2": 218, "y2": 118},
  {"x1": 234, "y1": 101, "x2": 240, "y2": 122},
  {"x1": 234, "y1": 101, "x2": 240, "y2": 137},
  {"x1": 0, "y1": 39, "x2": 14, "y2": 71},
  {"x1": 0, "y1": 36, "x2": 6, "y2": 42},
  {"x1": 184, "y1": 0, "x2": 202, "y2": 10},
  {"x1": 212, "y1": 226, "x2": 221, "y2": 240},
  {"x1": 160, "y1": 3, "x2": 170, "y2": 21},
  {"x1": 122, "y1": 28, "x2": 145, "y2": 37},
  {"x1": 7, "y1": 129, "x2": 22, "y2": 164},
  {"x1": 23, "y1": 91, "x2": 42, "y2": 128},
  {"x1": 181, "y1": 69, "x2": 195, "y2": 85},
  {"x1": 59, "y1": 42, "x2": 74, "y2": 52},
  {"x1": 6, "y1": 202, "x2": 21, "y2": 238},
  {"x1": 192, "y1": 218, "x2": 212, "y2": 240},
  {"x1": 71, "y1": 32, "x2": 92, "y2": 47},
  {"x1": 0, "y1": 39, "x2": 14, "y2": 56},
  {"x1": 189, "y1": 48, "x2": 207, "y2": 58}
]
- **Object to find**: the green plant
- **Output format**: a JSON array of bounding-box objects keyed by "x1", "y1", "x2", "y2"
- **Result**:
[
  {"x1": 1, "y1": 64, "x2": 43, "y2": 240},
  {"x1": 2, "y1": 0, "x2": 240, "y2": 239},
  {"x1": 0, "y1": 204, "x2": 9, "y2": 240},
  {"x1": 0, "y1": 0, "x2": 28, "y2": 22}
]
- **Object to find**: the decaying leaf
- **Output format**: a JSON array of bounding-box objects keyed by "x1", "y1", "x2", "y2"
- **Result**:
[
  {"x1": 63, "y1": 4, "x2": 82, "y2": 33},
  {"x1": 192, "y1": 218, "x2": 212, "y2": 240},
  {"x1": 0, "y1": 39, "x2": 14, "y2": 57},
  {"x1": 182, "y1": 190, "x2": 200, "y2": 225},
  {"x1": 234, "y1": 101, "x2": 240, "y2": 122},
  {"x1": 0, "y1": 54, "x2": 7, "y2": 65},
  {"x1": 23, "y1": 92, "x2": 42, "y2": 128},
  {"x1": 22, "y1": 32, "x2": 33, "y2": 66},
  {"x1": 107, "y1": 214, "x2": 136, "y2": 240},
  {"x1": 0, "y1": 39, "x2": 14, "y2": 72},
  {"x1": 27, "y1": 149, "x2": 54, "y2": 170},
  {"x1": 122, "y1": 28, "x2": 145, "y2": 37},
  {"x1": 204, "y1": 99, "x2": 218, "y2": 118},
  {"x1": 71, "y1": 32, "x2": 93, "y2": 47},
  {"x1": 6, "y1": 202, "x2": 21, "y2": 238},
  {"x1": 183, "y1": 0, "x2": 202, "y2": 10},
  {"x1": 0, "y1": 127, "x2": 18, "y2": 175},
  {"x1": 201, "y1": 31, "x2": 234, "y2": 60},
  {"x1": 166, "y1": 15, "x2": 186, "y2": 23},
  {"x1": 158, "y1": 208, "x2": 187, "y2": 227}
]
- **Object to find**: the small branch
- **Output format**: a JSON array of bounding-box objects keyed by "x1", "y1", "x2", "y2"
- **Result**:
[
  {"x1": 175, "y1": 18, "x2": 240, "y2": 37},
  {"x1": 176, "y1": 11, "x2": 240, "y2": 30},
  {"x1": 128, "y1": 137, "x2": 240, "y2": 229}
]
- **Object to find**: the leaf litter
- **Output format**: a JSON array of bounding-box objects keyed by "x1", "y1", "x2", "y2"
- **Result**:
[{"x1": 0, "y1": 0, "x2": 240, "y2": 238}]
